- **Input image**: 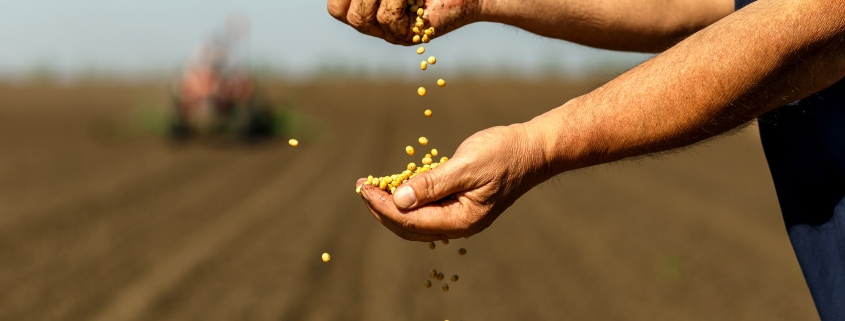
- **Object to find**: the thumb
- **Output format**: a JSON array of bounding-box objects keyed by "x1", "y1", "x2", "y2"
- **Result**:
[{"x1": 393, "y1": 162, "x2": 468, "y2": 209}]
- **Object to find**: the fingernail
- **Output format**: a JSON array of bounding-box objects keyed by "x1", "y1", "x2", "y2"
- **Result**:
[{"x1": 393, "y1": 186, "x2": 417, "y2": 209}]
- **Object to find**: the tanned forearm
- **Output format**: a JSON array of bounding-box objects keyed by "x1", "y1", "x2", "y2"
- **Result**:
[
  {"x1": 479, "y1": 0, "x2": 734, "y2": 52},
  {"x1": 523, "y1": 0, "x2": 845, "y2": 178}
]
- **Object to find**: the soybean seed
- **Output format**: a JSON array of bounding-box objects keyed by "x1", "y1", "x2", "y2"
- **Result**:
[
  {"x1": 366, "y1": 175, "x2": 374, "y2": 184},
  {"x1": 422, "y1": 157, "x2": 432, "y2": 165},
  {"x1": 458, "y1": 248, "x2": 467, "y2": 255},
  {"x1": 437, "y1": 79, "x2": 446, "y2": 87},
  {"x1": 288, "y1": 139, "x2": 299, "y2": 146},
  {"x1": 417, "y1": 46, "x2": 425, "y2": 54},
  {"x1": 406, "y1": 0, "x2": 414, "y2": 5},
  {"x1": 415, "y1": 20, "x2": 424, "y2": 28},
  {"x1": 406, "y1": 145, "x2": 415, "y2": 156},
  {"x1": 442, "y1": 284, "x2": 449, "y2": 292},
  {"x1": 408, "y1": 162, "x2": 417, "y2": 171},
  {"x1": 424, "y1": 109, "x2": 432, "y2": 117},
  {"x1": 451, "y1": 274, "x2": 459, "y2": 282},
  {"x1": 321, "y1": 253, "x2": 331, "y2": 262},
  {"x1": 420, "y1": 61, "x2": 427, "y2": 70},
  {"x1": 418, "y1": 87, "x2": 426, "y2": 97},
  {"x1": 410, "y1": 5, "x2": 419, "y2": 12},
  {"x1": 421, "y1": 34, "x2": 430, "y2": 43},
  {"x1": 424, "y1": 280, "x2": 432, "y2": 288},
  {"x1": 416, "y1": 0, "x2": 423, "y2": 6},
  {"x1": 430, "y1": 269, "x2": 438, "y2": 278},
  {"x1": 428, "y1": 56, "x2": 436, "y2": 65},
  {"x1": 436, "y1": 272, "x2": 445, "y2": 281},
  {"x1": 379, "y1": 180, "x2": 388, "y2": 190},
  {"x1": 356, "y1": 185, "x2": 362, "y2": 194},
  {"x1": 417, "y1": 8, "x2": 424, "y2": 16},
  {"x1": 431, "y1": 149, "x2": 439, "y2": 157},
  {"x1": 425, "y1": 153, "x2": 432, "y2": 159},
  {"x1": 372, "y1": 177, "x2": 380, "y2": 186},
  {"x1": 418, "y1": 136, "x2": 429, "y2": 145},
  {"x1": 412, "y1": 26, "x2": 421, "y2": 34},
  {"x1": 424, "y1": 28, "x2": 432, "y2": 36},
  {"x1": 413, "y1": 35, "x2": 421, "y2": 43},
  {"x1": 428, "y1": 242, "x2": 436, "y2": 249},
  {"x1": 440, "y1": 238, "x2": 448, "y2": 244}
]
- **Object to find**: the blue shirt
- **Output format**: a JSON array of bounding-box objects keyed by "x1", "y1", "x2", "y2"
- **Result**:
[{"x1": 737, "y1": 0, "x2": 845, "y2": 319}]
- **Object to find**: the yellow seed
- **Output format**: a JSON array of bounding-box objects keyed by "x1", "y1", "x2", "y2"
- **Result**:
[
  {"x1": 420, "y1": 61, "x2": 427, "y2": 70},
  {"x1": 458, "y1": 248, "x2": 467, "y2": 255},
  {"x1": 429, "y1": 27, "x2": 436, "y2": 35},
  {"x1": 418, "y1": 87, "x2": 426, "y2": 97},
  {"x1": 431, "y1": 163, "x2": 439, "y2": 168},
  {"x1": 428, "y1": 242, "x2": 436, "y2": 249},
  {"x1": 436, "y1": 272, "x2": 444, "y2": 281},
  {"x1": 288, "y1": 139, "x2": 299, "y2": 147},
  {"x1": 417, "y1": 46, "x2": 425, "y2": 54},
  {"x1": 424, "y1": 109, "x2": 432, "y2": 117},
  {"x1": 413, "y1": 35, "x2": 421, "y2": 43},
  {"x1": 441, "y1": 238, "x2": 448, "y2": 244},
  {"x1": 419, "y1": 136, "x2": 428, "y2": 145},
  {"x1": 406, "y1": 145, "x2": 415, "y2": 156},
  {"x1": 321, "y1": 253, "x2": 331, "y2": 262},
  {"x1": 410, "y1": 5, "x2": 419, "y2": 12},
  {"x1": 421, "y1": 34, "x2": 430, "y2": 43},
  {"x1": 422, "y1": 157, "x2": 432, "y2": 165},
  {"x1": 384, "y1": 176, "x2": 393, "y2": 184},
  {"x1": 428, "y1": 56, "x2": 436, "y2": 65},
  {"x1": 424, "y1": 280, "x2": 432, "y2": 288},
  {"x1": 430, "y1": 269, "x2": 438, "y2": 278},
  {"x1": 431, "y1": 149, "x2": 438, "y2": 157},
  {"x1": 390, "y1": 186, "x2": 397, "y2": 194},
  {"x1": 440, "y1": 156, "x2": 449, "y2": 163},
  {"x1": 356, "y1": 185, "x2": 362, "y2": 194},
  {"x1": 366, "y1": 175, "x2": 374, "y2": 184},
  {"x1": 424, "y1": 28, "x2": 432, "y2": 36},
  {"x1": 422, "y1": 164, "x2": 431, "y2": 170},
  {"x1": 372, "y1": 178, "x2": 380, "y2": 186},
  {"x1": 408, "y1": 162, "x2": 417, "y2": 171},
  {"x1": 425, "y1": 153, "x2": 432, "y2": 159},
  {"x1": 417, "y1": 8, "x2": 424, "y2": 16},
  {"x1": 379, "y1": 180, "x2": 388, "y2": 190},
  {"x1": 415, "y1": 20, "x2": 424, "y2": 28},
  {"x1": 437, "y1": 79, "x2": 446, "y2": 87},
  {"x1": 442, "y1": 284, "x2": 449, "y2": 292},
  {"x1": 451, "y1": 274, "x2": 459, "y2": 282},
  {"x1": 412, "y1": 26, "x2": 420, "y2": 34}
]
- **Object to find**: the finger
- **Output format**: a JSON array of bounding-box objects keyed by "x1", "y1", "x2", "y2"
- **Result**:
[
  {"x1": 360, "y1": 186, "x2": 445, "y2": 241},
  {"x1": 327, "y1": 0, "x2": 352, "y2": 23},
  {"x1": 365, "y1": 184, "x2": 472, "y2": 236},
  {"x1": 376, "y1": 0, "x2": 413, "y2": 44},
  {"x1": 392, "y1": 159, "x2": 475, "y2": 210},
  {"x1": 346, "y1": 0, "x2": 386, "y2": 39}
]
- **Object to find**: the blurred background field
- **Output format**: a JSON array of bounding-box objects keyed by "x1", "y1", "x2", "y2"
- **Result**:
[{"x1": 0, "y1": 1, "x2": 819, "y2": 320}]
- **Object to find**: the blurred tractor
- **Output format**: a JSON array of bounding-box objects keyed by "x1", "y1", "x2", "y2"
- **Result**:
[{"x1": 169, "y1": 15, "x2": 275, "y2": 140}]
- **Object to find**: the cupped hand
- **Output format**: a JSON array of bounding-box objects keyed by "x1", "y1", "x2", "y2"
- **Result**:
[
  {"x1": 356, "y1": 124, "x2": 549, "y2": 241},
  {"x1": 327, "y1": 0, "x2": 483, "y2": 45}
]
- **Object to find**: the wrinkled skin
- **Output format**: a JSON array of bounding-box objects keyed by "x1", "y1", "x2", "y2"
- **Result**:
[
  {"x1": 327, "y1": 0, "x2": 481, "y2": 45},
  {"x1": 356, "y1": 124, "x2": 549, "y2": 241}
]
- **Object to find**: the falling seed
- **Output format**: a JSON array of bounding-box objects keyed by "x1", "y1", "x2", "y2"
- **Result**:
[
  {"x1": 417, "y1": 46, "x2": 425, "y2": 54},
  {"x1": 418, "y1": 136, "x2": 428, "y2": 145},
  {"x1": 418, "y1": 87, "x2": 426, "y2": 96},
  {"x1": 424, "y1": 280, "x2": 432, "y2": 288},
  {"x1": 458, "y1": 248, "x2": 467, "y2": 255},
  {"x1": 356, "y1": 185, "x2": 362, "y2": 194},
  {"x1": 428, "y1": 56, "x2": 436, "y2": 65},
  {"x1": 451, "y1": 274, "x2": 459, "y2": 282},
  {"x1": 288, "y1": 139, "x2": 299, "y2": 146},
  {"x1": 428, "y1": 242, "x2": 436, "y2": 249},
  {"x1": 436, "y1": 272, "x2": 444, "y2": 281},
  {"x1": 430, "y1": 269, "x2": 438, "y2": 279},
  {"x1": 441, "y1": 238, "x2": 448, "y2": 244},
  {"x1": 442, "y1": 284, "x2": 449, "y2": 292},
  {"x1": 424, "y1": 109, "x2": 432, "y2": 117},
  {"x1": 437, "y1": 79, "x2": 446, "y2": 87},
  {"x1": 321, "y1": 253, "x2": 331, "y2": 262}
]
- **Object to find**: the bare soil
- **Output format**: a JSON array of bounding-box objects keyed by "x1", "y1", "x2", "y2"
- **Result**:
[{"x1": 0, "y1": 80, "x2": 817, "y2": 321}]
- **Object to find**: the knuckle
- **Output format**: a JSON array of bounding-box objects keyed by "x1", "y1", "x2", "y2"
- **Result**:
[
  {"x1": 326, "y1": 1, "x2": 346, "y2": 20},
  {"x1": 400, "y1": 217, "x2": 418, "y2": 233},
  {"x1": 347, "y1": 12, "x2": 366, "y2": 28}
]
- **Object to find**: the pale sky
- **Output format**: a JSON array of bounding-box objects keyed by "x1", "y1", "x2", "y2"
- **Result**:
[{"x1": 0, "y1": 0, "x2": 653, "y2": 79}]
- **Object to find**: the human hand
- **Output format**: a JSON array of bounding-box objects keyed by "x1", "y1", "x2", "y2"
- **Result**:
[
  {"x1": 356, "y1": 124, "x2": 549, "y2": 241},
  {"x1": 327, "y1": 0, "x2": 484, "y2": 45}
]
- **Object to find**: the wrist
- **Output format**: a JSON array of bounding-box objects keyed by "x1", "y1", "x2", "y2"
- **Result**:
[{"x1": 522, "y1": 97, "x2": 607, "y2": 178}]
